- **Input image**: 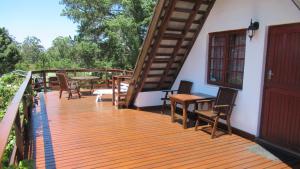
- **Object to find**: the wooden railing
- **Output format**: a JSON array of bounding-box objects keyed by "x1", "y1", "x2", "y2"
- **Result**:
[
  {"x1": 0, "y1": 72, "x2": 33, "y2": 168},
  {"x1": 0, "y1": 68, "x2": 133, "y2": 167},
  {"x1": 32, "y1": 68, "x2": 133, "y2": 91},
  {"x1": 112, "y1": 75, "x2": 132, "y2": 107}
]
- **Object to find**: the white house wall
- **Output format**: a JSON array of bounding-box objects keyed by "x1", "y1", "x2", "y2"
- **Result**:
[
  {"x1": 134, "y1": 91, "x2": 163, "y2": 107},
  {"x1": 134, "y1": 0, "x2": 300, "y2": 136}
]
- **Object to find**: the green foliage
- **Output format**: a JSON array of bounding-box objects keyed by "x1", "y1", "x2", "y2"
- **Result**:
[
  {"x1": 73, "y1": 41, "x2": 101, "y2": 68},
  {"x1": 48, "y1": 36, "x2": 74, "y2": 60},
  {"x1": 61, "y1": 0, "x2": 118, "y2": 40},
  {"x1": 0, "y1": 73, "x2": 24, "y2": 167},
  {"x1": 39, "y1": 36, "x2": 79, "y2": 69},
  {"x1": 5, "y1": 160, "x2": 34, "y2": 169},
  {"x1": 0, "y1": 74, "x2": 24, "y2": 119},
  {"x1": 16, "y1": 36, "x2": 44, "y2": 71},
  {"x1": 0, "y1": 28, "x2": 22, "y2": 74},
  {"x1": 16, "y1": 160, "x2": 34, "y2": 169},
  {"x1": 21, "y1": 37, "x2": 45, "y2": 63},
  {"x1": 33, "y1": 36, "x2": 102, "y2": 69},
  {"x1": 60, "y1": 0, "x2": 157, "y2": 69},
  {"x1": 2, "y1": 134, "x2": 16, "y2": 167}
]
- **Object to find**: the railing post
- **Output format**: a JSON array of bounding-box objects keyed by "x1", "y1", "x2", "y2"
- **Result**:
[
  {"x1": 22, "y1": 96, "x2": 29, "y2": 122},
  {"x1": 117, "y1": 77, "x2": 121, "y2": 107},
  {"x1": 22, "y1": 94, "x2": 32, "y2": 141},
  {"x1": 105, "y1": 69, "x2": 109, "y2": 88},
  {"x1": 14, "y1": 110, "x2": 24, "y2": 162},
  {"x1": 112, "y1": 76, "x2": 116, "y2": 105},
  {"x1": 42, "y1": 71, "x2": 47, "y2": 92}
]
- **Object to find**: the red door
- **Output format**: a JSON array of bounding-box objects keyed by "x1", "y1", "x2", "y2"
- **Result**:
[{"x1": 260, "y1": 23, "x2": 300, "y2": 153}]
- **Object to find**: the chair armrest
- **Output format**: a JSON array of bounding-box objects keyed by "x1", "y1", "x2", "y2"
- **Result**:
[
  {"x1": 161, "y1": 89, "x2": 177, "y2": 99},
  {"x1": 213, "y1": 105, "x2": 230, "y2": 113},
  {"x1": 162, "y1": 89, "x2": 178, "y2": 93},
  {"x1": 68, "y1": 80, "x2": 79, "y2": 85},
  {"x1": 195, "y1": 99, "x2": 215, "y2": 103},
  {"x1": 194, "y1": 99, "x2": 215, "y2": 111},
  {"x1": 213, "y1": 104, "x2": 230, "y2": 108},
  {"x1": 68, "y1": 79, "x2": 77, "y2": 83}
]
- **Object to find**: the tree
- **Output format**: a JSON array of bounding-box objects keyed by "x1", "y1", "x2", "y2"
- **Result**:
[
  {"x1": 49, "y1": 36, "x2": 74, "y2": 59},
  {"x1": 61, "y1": 0, "x2": 119, "y2": 41},
  {"x1": 0, "y1": 28, "x2": 21, "y2": 74},
  {"x1": 17, "y1": 36, "x2": 45, "y2": 70},
  {"x1": 21, "y1": 36, "x2": 44, "y2": 62},
  {"x1": 73, "y1": 41, "x2": 101, "y2": 68},
  {"x1": 42, "y1": 36, "x2": 79, "y2": 69},
  {"x1": 60, "y1": 0, "x2": 157, "y2": 69}
]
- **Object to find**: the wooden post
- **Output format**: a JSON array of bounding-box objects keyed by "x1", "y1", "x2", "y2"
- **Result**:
[
  {"x1": 112, "y1": 76, "x2": 116, "y2": 105},
  {"x1": 105, "y1": 69, "x2": 109, "y2": 88},
  {"x1": 182, "y1": 103, "x2": 187, "y2": 129},
  {"x1": 14, "y1": 110, "x2": 24, "y2": 162},
  {"x1": 171, "y1": 98, "x2": 176, "y2": 123},
  {"x1": 22, "y1": 94, "x2": 31, "y2": 160},
  {"x1": 42, "y1": 71, "x2": 47, "y2": 92},
  {"x1": 117, "y1": 77, "x2": 121, "y2": 107},
  {"x1": 22, "y1": 96, "x2": 29, "y2": 122}
]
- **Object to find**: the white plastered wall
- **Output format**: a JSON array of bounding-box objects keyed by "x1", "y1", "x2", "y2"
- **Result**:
[{"x1": 134, "y1": 0, "x2": 300, "y2": 136}]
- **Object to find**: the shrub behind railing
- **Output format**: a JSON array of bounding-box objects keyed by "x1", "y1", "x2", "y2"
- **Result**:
[{"x1": 0, "y1": 72, "x2": 33, "y2": 168}]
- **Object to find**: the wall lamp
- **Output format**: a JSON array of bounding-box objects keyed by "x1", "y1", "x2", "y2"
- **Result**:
[{"x1": 247, "y1": 19, "x2": 259, "y2": 40}]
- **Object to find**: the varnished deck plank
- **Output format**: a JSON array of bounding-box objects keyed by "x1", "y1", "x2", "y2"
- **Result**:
[{"x1": 32, "y1": 91, "x2": 300, "y2": 169}]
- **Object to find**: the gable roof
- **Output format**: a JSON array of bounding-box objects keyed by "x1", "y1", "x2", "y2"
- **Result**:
[{"x1": 126, "y1": 0, "x2": 216, "y2": 107}]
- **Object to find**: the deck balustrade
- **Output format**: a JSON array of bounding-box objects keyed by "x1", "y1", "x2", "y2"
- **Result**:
[
  {"x1": 0, "y1": 68, "x2": 133, "y2": 168},
  {"x1": 0, "y1": 72, "x2": 33, "y2": 168}
]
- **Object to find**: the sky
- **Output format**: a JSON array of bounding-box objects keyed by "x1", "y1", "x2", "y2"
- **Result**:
[{"x1": 0, "y1": 0, "x2": 77, "y2": 49}]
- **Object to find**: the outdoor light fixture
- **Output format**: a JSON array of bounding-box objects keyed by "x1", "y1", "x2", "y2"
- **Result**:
[{"x1": 247, "y1": 19, "x2": 259, "y2": 40}]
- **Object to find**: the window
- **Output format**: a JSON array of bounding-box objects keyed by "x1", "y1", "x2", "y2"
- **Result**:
[{"x1": 207, "y1": 29, "x2": 246, "y2": 89}]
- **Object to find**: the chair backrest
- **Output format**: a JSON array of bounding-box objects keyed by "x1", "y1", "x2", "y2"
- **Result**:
[
  {"x1": 215, "y1": 87, "x2": 238, "y2": 116},
  {"x1": 56, "y1": 73, "x2": 69, "y2": 91},
  {"x1": 177, "y1": 80, "x2": 193, "y2": 94}
]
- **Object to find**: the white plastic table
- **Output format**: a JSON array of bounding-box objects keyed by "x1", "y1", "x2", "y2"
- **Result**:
[{"x1": 93, "y1": 89, "x2": 113, "y2": 102}]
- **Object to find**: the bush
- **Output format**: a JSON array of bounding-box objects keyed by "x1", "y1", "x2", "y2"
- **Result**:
[
  {"x1": 4, "y1": 160, "x2": 34, "y2": 169},
  {"x1": 0, "y1": 74, "x2": 24, "y2": 120},
  {"x1": 0, "y1": 73, "x2": 24, "y2": 167}
]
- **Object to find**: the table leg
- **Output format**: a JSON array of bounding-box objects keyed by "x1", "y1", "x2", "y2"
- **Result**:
[
  {"x1": 171, "y1": 99, "x2": 176, "y2": 122},
  {"x1": 182, "y1": 103, "x2": 187, "y2": 129}
]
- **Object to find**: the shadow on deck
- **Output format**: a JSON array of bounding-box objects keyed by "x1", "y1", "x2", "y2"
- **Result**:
[{"x1": 31, "y1": 91, "x2": 300, "y2": 169}]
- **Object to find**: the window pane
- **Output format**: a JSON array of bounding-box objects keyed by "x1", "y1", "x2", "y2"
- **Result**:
[
  {"x1": 212, "y1": 36, "x2": 225, "y2": 46},
  {"x1": 227, "y1": 72, "x2": 244, "y2": 86},
  {"x1": 210, "y1": 70, "x2": 222, "y2": 82},
  {"x1": 209, "y1": 35, "x2": 225, "y2": 83},
  {"x1": 227, "y1": 32, "x2": 246, "y2": 88}
]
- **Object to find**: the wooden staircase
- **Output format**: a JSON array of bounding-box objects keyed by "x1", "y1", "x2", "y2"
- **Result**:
[{"x1": 126, "y1": 0, "x2": 216, "y2": 107}]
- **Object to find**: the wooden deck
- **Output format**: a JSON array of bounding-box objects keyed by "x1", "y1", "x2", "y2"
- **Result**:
[{"x1": 31, "y1": 91, "x2": 300, "y2": 169}]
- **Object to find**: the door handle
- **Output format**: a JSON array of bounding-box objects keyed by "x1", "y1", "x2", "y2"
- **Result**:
[{"x1": 267, "y1": 69, "x2": 274, "y2": 80}]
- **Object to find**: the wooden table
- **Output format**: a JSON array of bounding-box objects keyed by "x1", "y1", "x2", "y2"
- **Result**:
[
  {"x1": 170, "y1": 93, "x2": 216, "y2": 129},
  {"x1": 70, "y1": 76, "x2": 99, "y2": 93}
]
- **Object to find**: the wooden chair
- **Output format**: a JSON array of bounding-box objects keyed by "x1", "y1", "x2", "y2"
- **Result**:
[
  {"x1": 194, "y1": 87, "x2": 238, "y2": 138},
  {"x1": 56, "y1": 73, "x2": 81, "y2": 99},
  {"x1": 161, "y1": 80, "x2": 193, "y2": 114}
]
